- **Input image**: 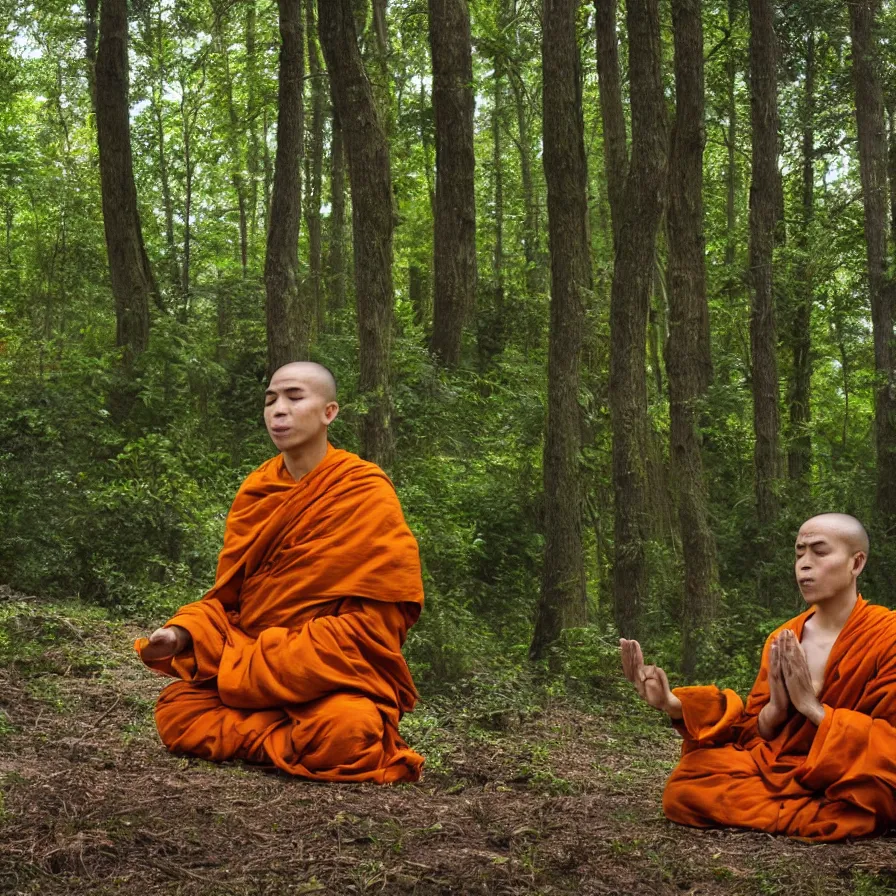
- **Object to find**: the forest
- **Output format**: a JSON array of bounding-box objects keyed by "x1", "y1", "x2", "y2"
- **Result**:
[{"x1": 2, "y1": 0, "x2": 896, "y2": 891}]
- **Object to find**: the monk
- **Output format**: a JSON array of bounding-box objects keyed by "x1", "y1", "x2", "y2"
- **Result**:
[
  {"x1": 621, "y1": 513, "x2": 896, "y2": 840},
  {"x1": 135, "y1": 361, "x2": 425, "y2": 783}
]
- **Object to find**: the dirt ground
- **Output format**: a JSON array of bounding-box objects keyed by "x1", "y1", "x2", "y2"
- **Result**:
[{"x1": 0, "y1": 592, "x2": 894, "y2": 895}]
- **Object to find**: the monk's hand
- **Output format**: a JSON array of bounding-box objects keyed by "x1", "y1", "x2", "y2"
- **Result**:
[
  {"x1": 141, "y1": 625, "x2": 192, "y2": 661},
  {"x1": 758, "y1": 634, "x2": 791, "y2": 738},
  {"x1": 620, "y1": 639, "x2": 683, "y2": 720},
  {"x1": 778, "y1": 629, "x2": 825, "y2": 726}
]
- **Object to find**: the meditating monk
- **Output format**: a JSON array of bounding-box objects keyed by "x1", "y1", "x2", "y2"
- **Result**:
[
  {"x1": 135, "y1": 361, "x2": 425, "y2": 783},
  {"x1": 621, "y1": 513, "x2": 896, "y2": 840}
]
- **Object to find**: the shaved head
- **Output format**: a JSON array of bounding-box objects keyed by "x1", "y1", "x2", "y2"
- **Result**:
[
  {"x1": 269, "y1": 361, "x2": 337, "y2": 402},
  {"x1": 798, "y1": 513, "x2": 869, "y2": 557}
]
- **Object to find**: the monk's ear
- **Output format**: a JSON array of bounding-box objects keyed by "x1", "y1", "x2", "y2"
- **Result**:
[
  {"x1": 324, "y1": 401, "x2": 339, "y2": 426},
  {"x1": 851, "y1": 551, "x2": 867, "y2": 578}
]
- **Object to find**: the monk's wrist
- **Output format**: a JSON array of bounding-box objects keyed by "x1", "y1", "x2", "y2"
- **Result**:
[
  {"x1": 664, "y1": 694, "x2": 683, "y2": 721},
  {"x1": 167, "y1": 624, "x2": 192, "y2": 654},
  {"x1": 801, "y1": 701, "x2": 825, "y2": 726}
]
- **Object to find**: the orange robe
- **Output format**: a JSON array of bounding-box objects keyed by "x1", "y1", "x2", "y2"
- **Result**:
[
  {"x1": 135, "y1": 445, "x2": 425, "y2": 783},
  {"x1": 664, "y1": 597, "x2": 896, "y2": 840}
]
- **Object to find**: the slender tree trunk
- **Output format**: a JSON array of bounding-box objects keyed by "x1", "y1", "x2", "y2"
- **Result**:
[
  {"x1": 748, "y1": 0, "x2": 782, "y2": 534},
  {"x1": 95, "y1": 0, "x2": 156, "y2": 373},
  {"x1": 143, "y1": 5, "x2": 180, "y2": 294},
  {"x1": 788, "y1": 31, "x2": 815, "y2": 483},
  {"x1": 849, "y1": 0, "x2": 896, "y2": 533},
  {"x1": 609, "y1": 0, "x2": 668, "y2": 639},
  {"x1": 327, "y1": 106, "x2": 348, "y2": 315},
  {"x1": 666, "y1": 0, "x2": 718, "y2": 680},
  {"x1": 265, "y1": 0, "x2": 307, "y2": 374},
  {"x1": 530, "y1": 0, "x2": 590, "y2": 659},
  {"x1": 427, "y1": 0, "x2": 477, "y2": 366},
  {"x1": 319, "y1": 0, "x2": 395, "y2": 467},
  {"x1": 509, "y1": 66, "x2": 540, "y2": 300},
  {"x1": 594, "y1": 0, "x2": 628, "y2": 247},
  {"x1": 724, "y1": 0, "x2": 738, "y2": 300},
  {"x1": 213, "y1": 4, "x2": 249, "y2": 276},
  {"x1": 478, "y1": 41, "x2": 506, "y2": 369},
  {"x1": 246, "y1": 0, "x2": 261, "y2": 245},
  {"x1": 305, "y1": 0, "x2": 325, "y2": 333},
  {"x1": 85, "y1": 0, "x2": 98, "y2": 116}
]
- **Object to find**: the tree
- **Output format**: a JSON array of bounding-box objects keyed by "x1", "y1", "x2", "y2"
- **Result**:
[
  {"x1": 427, "y1": 0, "x2": 477, "y2": 366},
  {"x1": 265, "y1": 0, "x2": 306, "y2": 374},
  {"x1": 848, "y1": 0, "x2": 896, "y2": 535},
  {"x1": 95, "y1": 0, "x2": 157, "y2": 373},
  {"x1": 609, "y1": 0, "x2": 668, "y2": 639},
  {"x1": 747, "y1": 0, "x2": 782, "y2": 533},
  {"x1": 530, "y1": 0, "x2": 591, "y2": 659},
  {"x1": 594, "y1": 0, "x2": 628, "y2": 247},
  {"x1": 318, "y1": 0, "x2": 395, "y2": 466},
  {"x1": 666, "y1": 0, "x2": 719, "y2": 678}
]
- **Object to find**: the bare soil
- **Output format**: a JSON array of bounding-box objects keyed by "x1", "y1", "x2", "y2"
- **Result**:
[{"x1": 0, "y1": 591, "x2": 894, "y2": 895}]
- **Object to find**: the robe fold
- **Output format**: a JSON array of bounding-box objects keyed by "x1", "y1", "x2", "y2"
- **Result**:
[
  {"x1": 663, "y1": 596, "x2": 896, "y2": 840},
  {"x1": 135, "y1": 444, "x2": 425, "y2": 783}
]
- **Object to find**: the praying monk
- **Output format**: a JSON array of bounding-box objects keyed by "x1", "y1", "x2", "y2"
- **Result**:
[
  {"x1": 135, "y1": 362, "x2": 425, "y2": 783},
  {"x1": 621, "y1": 513, "x2": 896, "y2": 840}
]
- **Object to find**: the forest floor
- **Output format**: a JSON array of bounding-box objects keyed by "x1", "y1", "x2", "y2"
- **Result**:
[{"x1": 0, "y1": 588, "x2": 895, "y2": 896}]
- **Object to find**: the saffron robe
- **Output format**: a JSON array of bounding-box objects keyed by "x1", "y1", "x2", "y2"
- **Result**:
[
  {"x1": 663, "y1": 597, "x2": 896, "y2": 840},
  {"x1": 135, "y1": 445, "x2": 425, "y2": 783}
]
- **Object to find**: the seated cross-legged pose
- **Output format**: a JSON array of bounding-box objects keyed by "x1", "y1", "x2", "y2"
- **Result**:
[
  {"x1": 621, "y1": 513, "x2": 896, "y2": 840},
  {"x1": 136, "y1": 361, "x2": 424, "y2": 783}
]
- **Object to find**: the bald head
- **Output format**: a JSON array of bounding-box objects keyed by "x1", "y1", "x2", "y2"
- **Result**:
[
  {"x1": 798, "y1": 513, "x2": 869, "y2": 557},
  {"x1": 269, "y1": 361, "x2": 337, "y2": 402}
]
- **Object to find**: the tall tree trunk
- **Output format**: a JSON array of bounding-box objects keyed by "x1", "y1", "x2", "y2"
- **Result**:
[
  {"x1": 319, "y1": 0, "x2": 395, "y2": 467},
  {"x1": 427, "y1": 0, "x2": 477, "y2": 366},
  {"x1": 213, "y1": 3, "x2": 249, "y2": 276},
  {"x1": 748, "y1": 0, "x2": 782, "y2": 539},
  {"x1": 327, "y1": 106, "x2": 348, "y2": 316},
  {"x1": 246, "y1": 0, "x2": 261, "y2": 244},
  {"x1": 609, "y1": 0, "x2": 668, "y2": 639},
  {"x1": 594, "y1": 0, "x2": 628, "y2": 247},
  {"x1": 788, "y1": 30, "x2": 815, "y2": 483},
  {"x1": 95, "y1": 0, "x2": 156, "y2": 373},
  {"x1": 724, "y1": 0, "x2": 738, "y2": 301},
  {"x1": 85, "y1": 0, "x2": 98, "y2": 116},
  {"x1": 887, "y1": 100, "x2": 896, "y2": 250},
  {"x1": 530, "y1": 0, "x2": 590, "y2": 659},
  {"x1": 143, "y1": 5, "x2": 180, "y2": 294},
  {"x1": 666, "y1": 0, "x2": 718, "y2": 680},
  {"x1": 265, "y1": 0, "x2": 307, "y2": 374},
  {"x1": 509, "y1": 66, "x2": 540, "y2": 300},
  {"x1": 305, "y1": 0, "x2": 325, "y2": 333},
  {"x1": 849, "y1": 0, "x2": 896, "y2": 533},
  {"x1": 478, "y1": 36, "x2": 506, "y2": 369}
]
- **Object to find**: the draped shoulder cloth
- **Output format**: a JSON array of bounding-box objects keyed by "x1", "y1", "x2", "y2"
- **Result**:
[{"x1": 136, "y1": 445, "x2": 425, "y2": 783}]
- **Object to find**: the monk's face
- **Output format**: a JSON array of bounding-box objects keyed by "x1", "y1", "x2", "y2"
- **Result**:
[
  {"x1": 264, "y1": 364, "x2": 338, "y2": 453},
  {"x1": 794, "y1": 519, "x2": 865, "y2": 605}
]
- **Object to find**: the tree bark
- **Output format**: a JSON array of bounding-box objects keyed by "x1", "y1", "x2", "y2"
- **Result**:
[
  {"x1": 594, "y1": 0, "x2": 628, "y2": 247},
  {"x1": 788, "y1": 30, "x2": 814, "y2": 483},
  {"x1": 305, "y1": 0, "x2": 325, "y2": 333},
  {"x1": 666, "y1": 0, "x2": 718, "y2": 680},
  {"x1": 609, "y1": 0, "x2": 668, "y2": 639},
  {"x1": 849, "y1": 0, "x2": 896, "y2": 532},
  {"x1": 427, "y1": 0, "x2": 477, "y2": 366},
  {"x1": 246, "y1": 0, "x2": 261, "y2": 244},
  {"x1": 747, "y1": 0, "x2": 782, "y2": 532},
  {"x1": 319, "y1": 0, "x2": 395, "y2": 467},
  {"x1": 95, "y1": 0, "x2": 157, "y2": 371},
  {"x1": 265, "y1": 0, "x2": 307, "y2": 375},
  {"x1": 326, "y1": 105, "x2": 348, "y2": 315},
  {"x1": 530, "y1": 0, "x2": 590, "y2": 659},
  {"x1": 85, "y1": 0, "x2": 98, "y2": 116}
]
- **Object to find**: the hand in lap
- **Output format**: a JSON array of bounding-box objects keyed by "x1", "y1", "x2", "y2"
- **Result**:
[
  {"x1": 620, "y1": 638, "x2": 683, "y2": 720},
  {"x1": 141, "y1": 625, "x2": 192, "y2": 661}
]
